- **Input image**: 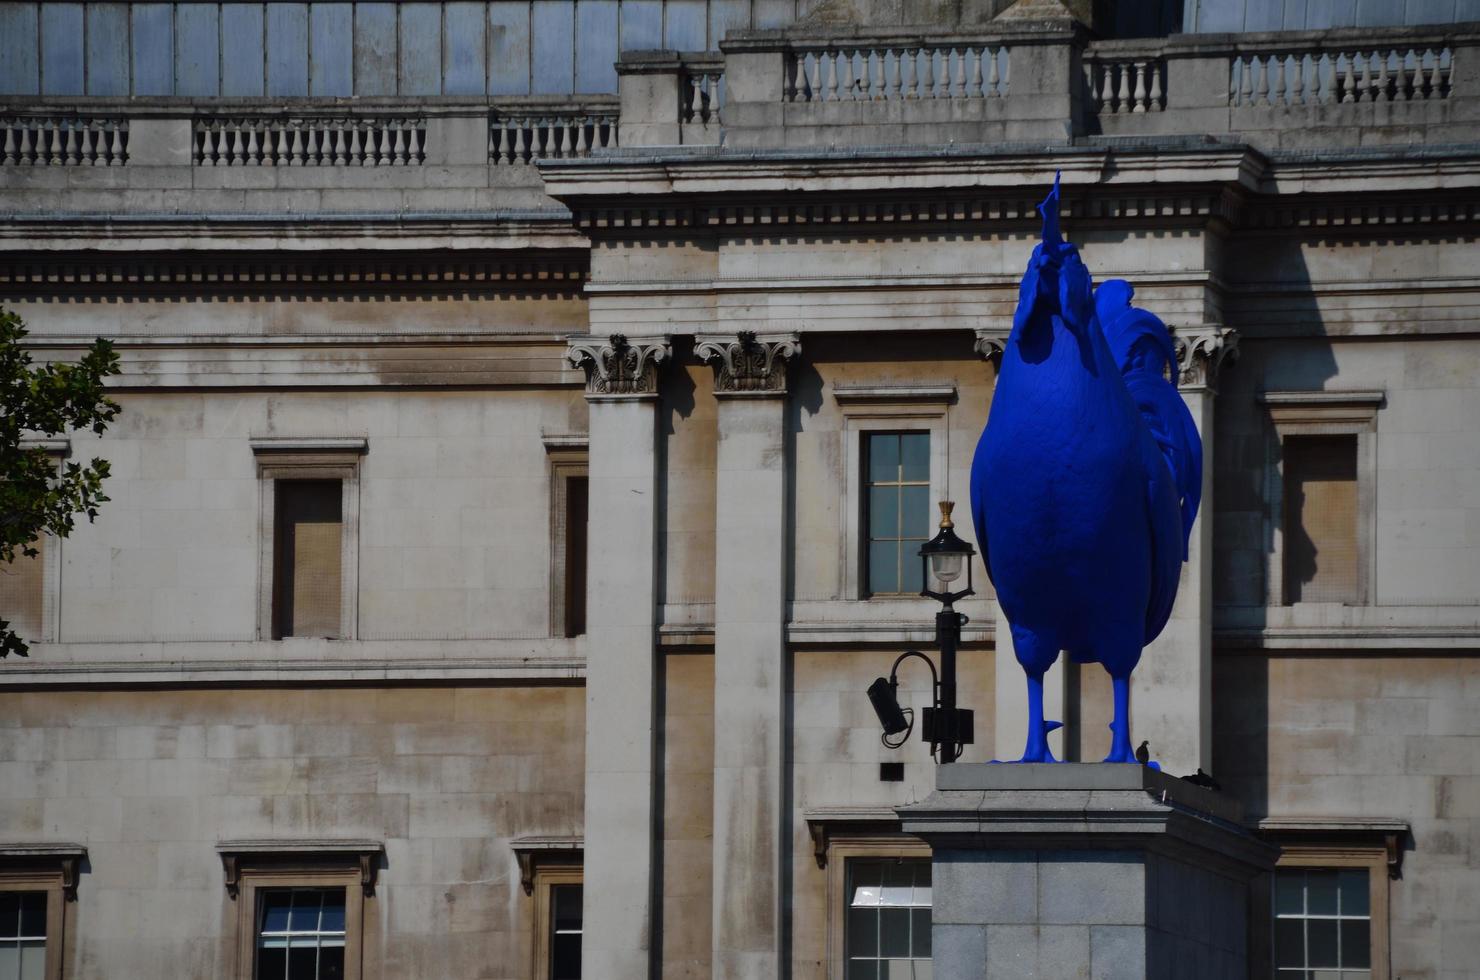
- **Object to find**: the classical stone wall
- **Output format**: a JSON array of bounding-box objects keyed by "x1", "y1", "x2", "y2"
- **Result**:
[
  {"x1": 0, "y1": 684, "x2": 585, "y2": 980},
  {"x1": 46, "y1": 389, "x2": 586, "y2": 644},
  {"x1": 1213, "y1": 654, "x2": 1480, "y2": 979}
]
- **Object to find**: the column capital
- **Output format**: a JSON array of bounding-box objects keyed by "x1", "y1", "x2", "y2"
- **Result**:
[
  {"x1": 695, "y1": 331, "x2": 801, "y2": 397},
  {"x1": 1171, "y1": 324, "x2": 1239, "y2": 393},
  {"x1": 566, "y1": 334, "x2": 671, "y2": 398},
  {"x1": 974, "y1": 328, "x2": 1008, "y2": 363}
]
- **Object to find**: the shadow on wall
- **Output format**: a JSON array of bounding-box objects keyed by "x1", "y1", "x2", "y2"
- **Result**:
[{"x1": 1212, "y1": 233, "x2": 1340, "y2": 822}]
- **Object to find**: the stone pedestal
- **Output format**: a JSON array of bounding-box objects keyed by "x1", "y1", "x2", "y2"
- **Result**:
[{"x1": 898, "y1": 764, "x2": 1276, "y2": 980}]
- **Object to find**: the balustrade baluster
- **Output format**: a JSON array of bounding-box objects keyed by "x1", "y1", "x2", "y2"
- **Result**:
[
  {"x1": 62, "y1": 123, "x2": 76, "y2": 165},
  {"x1": 924, "y1": 47, "x2": 938, "y2": 98},
  {"x1": 3, "y1": 127, "x2": 14, "y2": 166},
  {"x1": 390, "y1": 124, "x2": 404, "y2": 165},
  {"x1": 1252, "y1": 56, "x2": 1268, "y2": 106},
  {"x1": 1149, "y1": 61, "x2": 1163, "y2": 110},
  {"x1": 1288, "y1": 53, "x2": 1305, "y2": 104},
  {"x1": 81, "y1": 125, "x2": 96, "y2": 165},
  {"x1": 901, "y1": 48, "x2": 917, "y2": 99},
  {"x1": 285, "y1": 126, "x2": 299, "y2": 166},
  {"x1": 331, "y1": 124, "x2": 344, "y2": 165},
  {"x1": 1114, "y1": 62, "x2": 1130, "y2": 113},
  {"x1": 948, "y1": 48, "x2": 961, "y2": 98},
  {"x1": 872, "y1": 49, "x2": 885, "y2": 100},
  {"x1": 513, "y1": 124, "x2": 527, "y2": 164},
  {"x1": 1129, "y1": 61, "x2": 1146, "y2": 112},
  {"x1": 46, "y1": 121, "x2": 61, "y2": 165},
  {"x1": 20, "y1": 125, "x2": 34, "y2": 165},
  {"x1": 1340, "y1": 53, "x2": 1356, "y2": 102},
  {"x1": 1355, "y1": 51, "x2": 1371, "y2": 102},
  {"x1": 1273, "y1": 54, "x2": 1288, "y2": 106},
  {"x1": 804, "y1": 52, "x2": 817, "y2": 102},
  {"x1": 1376, "y1": 52, "x2": 1392, "y2": 102},
  {"x1": 987, "y1": 47, "x2": 1002, "y2": 97},
  {"x1": 967, "y1": 47, "x2": 982, "y2": 98},
  {"x1": 1427, "y1": 48, "x2": 1443, "y2": 99}
]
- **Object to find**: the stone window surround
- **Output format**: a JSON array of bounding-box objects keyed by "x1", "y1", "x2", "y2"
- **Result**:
[
  {"x1": 802, "y1": 808, "x2": 930, "y2": 980},
  {"x1": 1259, "y1": 391, "x2": 1383, "y2": 609},
  {"x1": 510, "y1": 836, "x2": 583, "y2": 980},
  {"x1": 542, "y1": 435, "x2": 589, "y2": 641},
  {"x1": 11, "y1": 439, "x2": 69, "y2": 645},
  {"x1": 249, "y1": 438, "x2": 367, "y2": 642},
  {"x1": 833, "y1": 385, "x2": 956, "y2": 604},
  {"x1": 0, "y1": 844, "x2": 87, "y2": 980},
  {"x1": 1256, "y1": 818, "x2": 1406, "y2": 980},
  {"x1": 216, "y1": 839, "x2": 382, "y2": 980}
]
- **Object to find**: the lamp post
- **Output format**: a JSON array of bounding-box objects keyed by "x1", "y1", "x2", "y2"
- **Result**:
[{"x1": 867, "y1": 501, "x2": 977, "y2": 763}]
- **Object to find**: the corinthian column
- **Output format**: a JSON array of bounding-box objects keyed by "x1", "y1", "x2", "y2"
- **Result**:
[
  {"x1": 1137, "y1": 324, "x2": 1239, "y2": 776},
  {"x1": 567, "y1": 333, "x2": 670, "y2": 978},
  {"x1": 695, "y1": 332, "x2": 800, "y2": 980}
]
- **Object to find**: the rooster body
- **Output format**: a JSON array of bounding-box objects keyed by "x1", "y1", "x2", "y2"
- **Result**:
[{"x1": 970, "y1": 179, "x2": 1200, "y2": 764}]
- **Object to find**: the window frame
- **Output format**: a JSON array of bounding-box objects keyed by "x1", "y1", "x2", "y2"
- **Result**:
[
  {"x1": 818, "y1": 832, "x2": 931, "y2": 980},
  {"x1": 861, "y1": 432, "x2": 934, "y2": 599},
  {"x1": 1270, "y1": 850, "x2": 1389, "y2": 980},
  {"x1": 217, "y1": 841, "x2": 380, "y2": 980},
  {"x1": 534, "y1": 871, "x2": 583, "y2": 980},
  {"x1": 0, "y1": 844, "x2": 85, "y2": 980},
  {"x1": 834, "y1": 387, "x2": 953, "y2": 603},
  {"x1": 543, "y1": 436, "x2": 589, "y2": 640},
  {"x1": 250, "y1": 439, "x2": 366, "y2": 642},
  {"x1": 1260, "y1": 392, "x2": 1381, "y2": 609}
]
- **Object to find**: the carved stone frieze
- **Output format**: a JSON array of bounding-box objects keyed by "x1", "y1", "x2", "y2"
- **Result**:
[
  {"x1": 694, "y1": 331, "x2": 801, "y2": 395},
  {"x1": 1172, "y1": 324, "x2": 1239, "y2": 393},
  {"x1": 565, "y1": 333, "x2": 671, "y2": 396}
]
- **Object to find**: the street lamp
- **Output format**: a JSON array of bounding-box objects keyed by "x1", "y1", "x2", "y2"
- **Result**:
[{"x1": 867, "y1": 502, "x2": 977, "y2": 763}]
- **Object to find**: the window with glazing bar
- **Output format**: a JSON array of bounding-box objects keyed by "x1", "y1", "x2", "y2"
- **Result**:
[
  {"x1": 0, "y1": 892, "x2": 46, "y2": 980},
  {"x1": 864, "y1": 432, "x2": 931, "y2": 597},
  {"x1": 549, "y1": 883, "x2": 582, "y2": 980},
  {"x1": 845, "y1": 858, "x2": 931, "y2": 979},
  {"x1": 256, "y1": 888, "x2": 346, "y2": 980},
  {"x1": 1273, "y1": 868, "x2": 1371, "y2": 978}
]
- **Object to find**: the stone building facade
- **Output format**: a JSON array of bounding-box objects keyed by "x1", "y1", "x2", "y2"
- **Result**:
[{"x1": 0, "y1": 1, "x2": 1477, "y2": 978}]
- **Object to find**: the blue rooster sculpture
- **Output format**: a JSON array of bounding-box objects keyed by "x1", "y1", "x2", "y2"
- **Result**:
[{"x1": 970, "y1": 177, "x2": 1202, "y2": 764}]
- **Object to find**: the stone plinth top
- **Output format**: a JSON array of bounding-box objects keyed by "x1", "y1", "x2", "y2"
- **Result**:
[
  {"x1": 899, "y1": 763, "x2": 1275, "y2": 875},
  {"x1": 935, "y1": 762, "x2": 1240, "y2": 822}
]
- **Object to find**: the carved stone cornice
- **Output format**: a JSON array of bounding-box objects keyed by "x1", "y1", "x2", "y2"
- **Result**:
[
  {"x1": 1172, "y1": 324, "x2": 1239, "y2": 393},
  {"x1": 973, "y1": 329, "x2": 1008, "y2": 363},
  {"x1": 565, "y1": 333, "x2": 671, "y2": 397},
  {"x1": 694, "y1": 331, "x2": 801, "y2": 396}
]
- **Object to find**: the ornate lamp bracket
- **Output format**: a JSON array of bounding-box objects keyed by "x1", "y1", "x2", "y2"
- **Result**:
[
  {"x1": 1171, "y1": 325, "x2": 1240, "y2": 393},
  {"x1": 565, "y1": 333, "x2": 671, "y2": 397},
  {"x1": 695, "y1": 331, "x2": 802, "y2": 396}
]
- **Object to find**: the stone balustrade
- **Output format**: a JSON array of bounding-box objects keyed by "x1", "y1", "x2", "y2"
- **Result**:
[
  {"x1": 2, "y1": 115, "x2": 128, "y2": 166},
  {"x1": 1229, "y1": 44, "x2": 1452, "y2": 107},
  {"x1": 681, "y1": 59, "x2": 725, "y2": 126},
  {"x1": 489, "y1": 105, "x2": 620, "y2": 165},
  {"x1": 194, "y1": 115, "x2": 426, "y2": 167},
  {"x1": 1085, "y1": 47, "x2": 1167, "y2": 113},
  {"x1": 783, "y1": 43, "x2": 1009, "y2": 102}
]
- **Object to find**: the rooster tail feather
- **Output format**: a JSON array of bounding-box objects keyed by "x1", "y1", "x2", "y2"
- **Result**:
[{"x1": 1094, "y1": 279, "x2": 1203, "y2": 556}]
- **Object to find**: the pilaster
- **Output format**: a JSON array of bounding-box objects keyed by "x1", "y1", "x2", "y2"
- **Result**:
[
  {"x1": 1137, "y1": 325, "x2": 1238, "y2": 776},
  {"x1": 695, "y1": 332, "x2": 800, "y2": 980},
  {"x1": 567, "y1": 333, "x2": 671, "y2": 979}
]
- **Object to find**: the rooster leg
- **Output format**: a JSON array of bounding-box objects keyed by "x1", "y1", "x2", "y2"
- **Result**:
[
  {"x1": 1020, "y1": 671, "x2": 1060, "y2": 763},
  {"x1": 1103, "y1": 672, "x2": 1135, "y2": 763}
]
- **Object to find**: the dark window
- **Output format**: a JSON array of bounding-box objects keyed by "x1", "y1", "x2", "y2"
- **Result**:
[
  {"x1": 564, "y1": 476, "x2": 588, "y2": 638},
  {"x1": 1273, "y1": 868, "x2": 1371, "y2": 978},
  {"x1": 256, "y1": 888, "x2": 346, "y2": 980},
  {"x1": 273, "y1": 480, "x2": 343, "y2": 639},
  {"x1": 0, "y1": 891, "x2": 47, "y2": 980},
  {"x1": 1283, "y1": 435, "x2": 1359, "y2": 604},
  {"x1": 550, "y1": 883, "x2": 582, "y2": 980},
  {"x1": 865, "y1": 433, "x2": 930, "y2": 596},
  {"x1": 845, "y1": 859, "x2": 931, "y2": 979}
]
